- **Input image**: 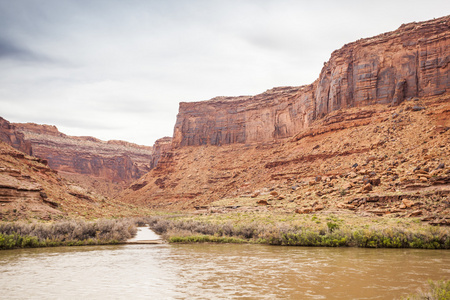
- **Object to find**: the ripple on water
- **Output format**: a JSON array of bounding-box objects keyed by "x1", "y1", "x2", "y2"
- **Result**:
[{"x1": 0, "y1": 244, "x2": 449, "y2": 299}]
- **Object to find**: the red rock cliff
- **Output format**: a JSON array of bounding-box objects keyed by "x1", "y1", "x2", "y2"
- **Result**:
[
  {"x1": 13, "y1": 123, "x2": 154, "y2": 184},
  {"x1": 314, "y1": 15, "x2": 449, "y2": 118},
  {"x1": 173, "y1": 85, "x2": 315, "y2": 147},
  {"x1": 173, "y1": 15, "x2": 449, "y2": 147},
  {"x1": 0, "y1": 117, "x2": 32, "y2": 155},
  {"x1": 150, "y1": 137, "x2": 173, "y2": 169}
]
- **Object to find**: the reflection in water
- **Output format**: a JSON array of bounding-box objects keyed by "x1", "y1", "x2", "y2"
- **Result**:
[{"x1": 0, "y1": 244, "x2": 448, "y2": 299}]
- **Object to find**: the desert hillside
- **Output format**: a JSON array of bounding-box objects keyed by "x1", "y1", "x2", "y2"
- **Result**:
[
  {"x1": 0, "y1": 117, "x2": 152, "y2": 220},
  {"x1": 120, "y1": 16, "x2": 449, "y2": 225}
]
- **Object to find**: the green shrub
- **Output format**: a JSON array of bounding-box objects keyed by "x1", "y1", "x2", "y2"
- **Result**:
[{"x1": 403, "y1": 280, "x2": 450, "y2": 300}]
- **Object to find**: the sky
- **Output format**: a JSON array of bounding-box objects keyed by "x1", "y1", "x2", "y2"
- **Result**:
[{"x1": 0, "y1": 1, "x2": 448, "y2": 146}]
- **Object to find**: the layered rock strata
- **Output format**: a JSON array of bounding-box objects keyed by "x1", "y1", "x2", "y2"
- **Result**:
[
  {"x1": 0, "y1": 117, "x2": 32, "y2": 155},
  {"x1": 173, "y1": 86, "x2": 315, "y2": 147},
  {"x1": 150, "y1": 137, "x2": 173, "y2": 169},
  {"x1": 122, "y1": 16, "x2": 450, "y2": 222},
  {"x1": 122, "y1": 94, "x2": 450, "y2": 224},
  {"x1": 173, "y1": 15, "x2": 449, "y2": 147},
  {"x1": 13, "y1": 123, "x2": 154, "y2": 184},
  {"x1": 0, "y1": 140, "x2": 154, "y2": 220}
]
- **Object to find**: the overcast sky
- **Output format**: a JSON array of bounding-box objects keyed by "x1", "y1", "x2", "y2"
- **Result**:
[{"x1": 0, "y1": 1, "x2": 448, "y2": 146}]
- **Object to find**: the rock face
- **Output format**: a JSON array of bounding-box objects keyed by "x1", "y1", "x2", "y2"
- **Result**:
[
  {"x1": 122, "y1": 94, "x2": 450, "y2": 219},
  {"x1": 0, "y1": 139, "x2": 156, "y2": 220},
  {"x1": 173, "y1": 85, "x2": 315, "y2": 147},
  {"x1": 150, "y1": 137, "x2": 173, "y2": 169},
  {"x1": 0, "y1": 117, "x2": 32, "y2": 155},
  {"x1": 173, "y1": 16, "x2": 449, "y2": 147},
  {"x1": 122, "y1": 16, "x2": 450, "y2": 220},
  {"x1": 314, "y1": 16, "x2": 449, "y2": 117},
  {"x1": 13, "y1": 123, "x2": 154, "y2": 185}
]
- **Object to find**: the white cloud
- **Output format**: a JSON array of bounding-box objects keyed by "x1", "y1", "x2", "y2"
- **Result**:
[{"x1": 0, "y1": 0, "x2": 448, "y2": 145}]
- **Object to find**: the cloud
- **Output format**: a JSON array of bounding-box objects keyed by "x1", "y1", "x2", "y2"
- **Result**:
[{"x1": 0, "y1": 0, "x2": 448, "y2": 145}]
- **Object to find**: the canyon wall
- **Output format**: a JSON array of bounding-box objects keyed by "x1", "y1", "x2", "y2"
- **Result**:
[
  {"x1": 173, "y1": 15, "x2": 449, "y2": 147},
  {"x1": 314, "y1": 15, "x2": 449, "y2": 117},
  {"x1": 0, "y1": 117, "x2": 32, "y2": 155},
  {"x1": 13, "y1": 123, "x2": 154, "y2": 184},
  {"x1": 150, "y1": 137, "x2": 173, "y2": 169},
  {"x1": 173, "y1": 85, "x2": 316, "y2": 147}
]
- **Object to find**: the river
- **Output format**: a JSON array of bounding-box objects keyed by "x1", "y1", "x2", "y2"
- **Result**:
[{"x1": 0, "y1": 242, "x2": 449, "y2": 299}]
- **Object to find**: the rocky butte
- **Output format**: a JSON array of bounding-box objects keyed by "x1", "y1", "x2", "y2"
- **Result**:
[{"x1": 121, "y1": 15, "x2": 449, "y2": 224}]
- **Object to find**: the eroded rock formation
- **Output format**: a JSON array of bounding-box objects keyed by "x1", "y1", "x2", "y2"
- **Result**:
[
  {"x1": 0, "y1": 139, "x2": 155, "y2": 220},
  {"x1": 122, "y1": 94, "x2": 450, "y2": 223},
  {"x1": 173, "y1": 16, "x2": 449, "y2": 147},
  {"x1": 122, "y1": 16, "x2": 450, "y2": 222},
  {"x1": 173, "y1": 86, "x2": 315, "y2": 147},
  {"x1": 314, "y1": 16, "x2": 449, "y2": 117},
  {"x1": 0, "y1": 117, "x2": 32, "y2": 155},
  {"x1": 13, "y1": 123, "x2": 154, "y2": 186},
  {"x1": 150, "y1": 137, "x2": 173, "y2": 169}
]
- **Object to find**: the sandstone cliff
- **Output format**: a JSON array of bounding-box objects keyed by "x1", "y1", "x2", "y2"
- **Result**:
[
  {"x1": 0, "y1": 117, "x2": 32, "y2": 156},
  {"x1": 0, "y1": 139, "x2": 153, "y2": 220},
  {"x1": 122, "y1": 16, "x2": 450, "y2": 223},
  {"x1": 173, "y1": 16, "x2": 449, "y2": 147},
  {"x1": 14, "y1": 123, "x2": 154, "y2": 184},
  {"x1": 150, "y1": 137, "x2": 173, "y2": 169},
  {"x1": 7, "y1": 123, "x2": 158, "y2": 199},
  {"x1": 314, "y1": 15, "x2": 449, "y2": 117},
  {"x1": 173, "y1": 86, "x2": 315, "y2": 147},
  {"x1": 122, "y1": 94, "x2": 450, "y2": 223}
]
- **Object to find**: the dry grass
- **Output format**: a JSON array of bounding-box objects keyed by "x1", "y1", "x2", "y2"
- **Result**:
[
  {"x1": 143, "y1": 212, "x2": 450, "y2": 248},
  {"x1": 0, "y1": 218, "x2": 138, "y2": 249}
]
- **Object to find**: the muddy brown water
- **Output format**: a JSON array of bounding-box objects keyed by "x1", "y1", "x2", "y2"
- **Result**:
[{"x1": 0, "y1": 243, "x2": 448, "y2": 299}]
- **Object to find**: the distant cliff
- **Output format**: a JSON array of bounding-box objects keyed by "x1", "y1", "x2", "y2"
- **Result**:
[
  {"x1": 13, "y1": 123, "x2": 154, "y2": 184},
  {"x1": 150, "y1": 137, "x2": 173, "y2": 169},
  {"x1": 0, "y1": 117, "x2": 32, "y2": 155},
  {"x1": 173, "y1": 15, "x2": 449, "y2": 147}
]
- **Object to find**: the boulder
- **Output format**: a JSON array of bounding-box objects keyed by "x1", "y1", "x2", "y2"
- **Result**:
[
  {"x1": 314, "y1": 204, "x2": 324, "y2": 211},
  {"x1": 402, "y1": 199, "x2": 414, "y2": 208},
  {"x1": 370, "y1": 177, "x2": 381, "y2": 186},
  {"x1": 295, "y1": 208, "x2": 313, "y2": 214},
  {"x1": 409, "y1": 210, "x2": 423, "y2": 217},
  {"x1": 363, "y1": 184, "x2": 373, "y2": 192}
]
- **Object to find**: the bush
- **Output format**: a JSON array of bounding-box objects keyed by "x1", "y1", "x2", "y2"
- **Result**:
[
  {"x1": 145, "y1": 216, "x2": 450, "y2": 249},
  {"x1": 403, "y1": 280, "x2": 450, "y2": 300},
  {"x1": 0, "y1": 218, "x2": 138, "y2": 250}
]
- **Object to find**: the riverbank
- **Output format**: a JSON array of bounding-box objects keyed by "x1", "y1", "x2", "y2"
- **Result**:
[
  {"x1": 144, "y1": 211, "x2": 450, "y2": 249},
  {"x1": 1, "y1": 211, "x2": 449, "y2": 250},
  {"x1": 0, "y1": 218, "x2": 139, "y2": 250},
  {"x1": 402, "y1": 280, "x2": 450, "y2": 300}
]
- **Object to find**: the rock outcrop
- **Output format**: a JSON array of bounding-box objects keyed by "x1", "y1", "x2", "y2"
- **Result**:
[
  {"x1": 0, "y1": 117, "x2": 32, "y2": 155},
  {"x1": 13, "y1": 123, "x2": 154, "y2": 184},
  {"x1": 314, "y1": 15, "x2": 449, "y2": 117},
  {"x1": 173, "y1": 86, "x2": 315, "y2": 147},
  {"x1": 150, "y1": 137, "x2": 173, "y2": 169},
  {"x1": 122, "y1": 94, "x2": 450, "y2": 222},
  {"x1": 122, "y1": 16, "x2": 450, "y2": 222},
  {"x1": 1, "y1": 117, "x2": 172, "y2": 199},
  {"x1": 0, "y1": 139, "x2": 155, "y2": 220},
  {"x1": 173, "y1": 15, "x2": 449, "y2": 147}
]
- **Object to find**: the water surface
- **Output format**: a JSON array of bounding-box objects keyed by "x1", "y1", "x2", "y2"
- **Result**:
[{"x1": 0, "y1": 244, "x2": 448, "y2": 299}]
